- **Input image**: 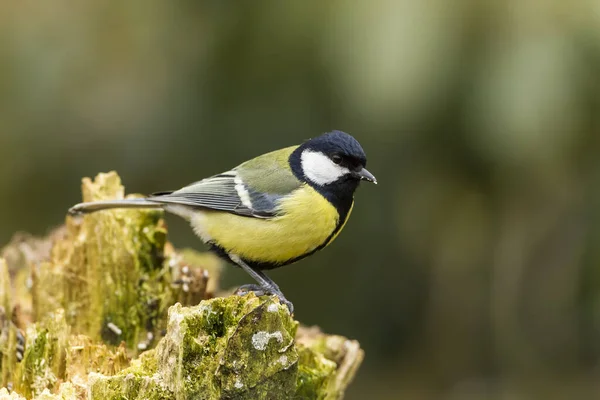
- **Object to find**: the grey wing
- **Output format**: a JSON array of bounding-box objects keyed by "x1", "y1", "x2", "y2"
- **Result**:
[{"x1": 148, "y1": 171, "x2": 280, "y2": 218}]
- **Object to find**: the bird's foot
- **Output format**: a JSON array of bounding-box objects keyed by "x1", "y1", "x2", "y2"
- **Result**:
[
  {"x1": 235, "y1": 284, "x2": 294, "y2": 315},
  {"x1": 235, "y1": 283, "x2": 267, "y2": 297}
]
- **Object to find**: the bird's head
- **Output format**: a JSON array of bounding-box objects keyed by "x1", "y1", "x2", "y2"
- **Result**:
[{"x1": 291, "y1": 130, "x2": 377, "y2": 188}]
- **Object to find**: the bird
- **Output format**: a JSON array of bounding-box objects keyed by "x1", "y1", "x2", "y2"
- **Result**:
[{"x1": 68, "y1": 130, "x2": 376, "y2": 314}]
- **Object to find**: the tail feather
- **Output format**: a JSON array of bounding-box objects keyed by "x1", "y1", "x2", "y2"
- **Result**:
[{"x1": 68, "y1": 198, "x2": 163, "y2": 215}]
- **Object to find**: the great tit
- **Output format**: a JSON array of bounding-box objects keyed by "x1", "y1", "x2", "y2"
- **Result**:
[{"x1": 68, "y1": 130, "x2": 376, "y2": 313}]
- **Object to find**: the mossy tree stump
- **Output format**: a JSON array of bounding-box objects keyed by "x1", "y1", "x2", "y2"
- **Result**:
[{"x1": 0, "y1": 172, "x2": 363, "y2": 399}]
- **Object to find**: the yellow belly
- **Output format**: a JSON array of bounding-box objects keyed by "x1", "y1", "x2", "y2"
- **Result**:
[{"x1": 191, "y1": 185, "x2": 344, "y2": 264}]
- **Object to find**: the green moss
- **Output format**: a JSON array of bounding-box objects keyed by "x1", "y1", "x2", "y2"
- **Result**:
[
  {"x1": 0, "y1": 321, "x2": 17, "y2": 390},
  {"x1": 294, "y1": 328, "x2": 365, "y2": 400},
  {"x1": 13, "y1": 310, "x2": 68, "y2": 398},
  {"x1": 88, "y1": 372, "x2": 173, "y2": 400},
  {"x1": 65, "y1": 335, "x2": 129, "y2": 380},
  {"x1": 32, "y1": 172, "x2": 181, "y2": 354},
  {"x1": 217, "y1": 297, "x2": 298, "y2": 399},
  {"x1": 136, "y1": 349, "x2": 158, "y2": 375},
  {"x1": 90, "y1": 294, "x2": 301, "y2": 400},
  {"x1": 88, "y1": 292, "x2": 364, "y2": 400},
  {"x1": 295, "y1": 345, "x2": 337, "y2": 400},
  {"x1": 84, "y1": 203, "x2": 171, "y2": 350}
]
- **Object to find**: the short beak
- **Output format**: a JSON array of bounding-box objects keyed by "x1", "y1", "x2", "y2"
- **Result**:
[{"x1": 356, "y1": 168, "x2": 377, "y2": 184}]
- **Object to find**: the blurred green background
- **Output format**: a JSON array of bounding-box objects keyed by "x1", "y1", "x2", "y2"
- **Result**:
[{"x1": 2, "y1": 1, "x2": 600, "y2": 399}]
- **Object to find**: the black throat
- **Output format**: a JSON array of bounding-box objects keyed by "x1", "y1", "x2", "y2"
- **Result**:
[{"x1": 289, "y1": 146, "x2": 359, "y2": 224}]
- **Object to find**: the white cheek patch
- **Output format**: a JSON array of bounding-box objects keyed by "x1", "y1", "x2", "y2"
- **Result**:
[{"x1": 301, "y1": 150, "x2": 350, "y2": 185}]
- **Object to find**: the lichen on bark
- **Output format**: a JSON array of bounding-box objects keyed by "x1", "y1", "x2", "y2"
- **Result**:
[{"x1": 0, "y1": 171, "x2": 363, "y2": 399}]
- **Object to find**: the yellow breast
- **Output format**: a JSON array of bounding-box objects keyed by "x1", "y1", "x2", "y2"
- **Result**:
[{"x1": 191, "y1": 185, "x2": 345, "y2": 264}]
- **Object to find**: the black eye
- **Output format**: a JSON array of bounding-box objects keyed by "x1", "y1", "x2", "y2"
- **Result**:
[{"x1": 332, "y1": 155, "x2": 342, "y2": 164}]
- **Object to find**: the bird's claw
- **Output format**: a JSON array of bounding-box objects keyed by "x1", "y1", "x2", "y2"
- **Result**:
[
  {"x1": 235, "y1": 284, "x2": 294, "y2": 314},
  {"x1": 235, "y1": 284, "x2": 266, "y2": 297},
  {"x1": 278, "y1": 297, "x2": 294, "y2": 315}
]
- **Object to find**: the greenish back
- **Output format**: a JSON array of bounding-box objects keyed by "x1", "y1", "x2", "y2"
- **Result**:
[{"x1": 235, "y1": 146, "x2": 301, "y2": 194}]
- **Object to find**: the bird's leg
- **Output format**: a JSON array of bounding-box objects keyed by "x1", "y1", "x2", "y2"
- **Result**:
[{"x1": 229, "y1": 254, "x2": 294, "y2": 314}]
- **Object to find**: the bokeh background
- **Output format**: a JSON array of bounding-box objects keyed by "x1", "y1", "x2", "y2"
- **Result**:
[{"x1": 2, "y1": 1, "x2": 600, "y2": 399}]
